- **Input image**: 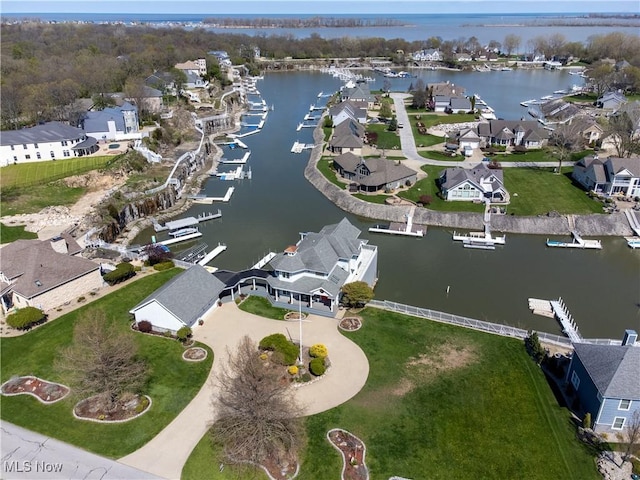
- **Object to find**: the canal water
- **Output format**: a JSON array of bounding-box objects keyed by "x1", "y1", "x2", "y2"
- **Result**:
[{"x1": 136, "y1": 70, "x2": 640, "y2": 339}]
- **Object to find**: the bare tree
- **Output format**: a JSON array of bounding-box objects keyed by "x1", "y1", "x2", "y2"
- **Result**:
[
  {"x1": 549, "y1": 123, "x2": 587, "y2": 172},
  {"x1": 503, "y1": 34, "x2": 521, "y2": 58},
  {"x1": 621, "y1": 410, "x2": 640, "y2": 465},
  {"x1": 210, "y1": 336, "x2": 304, "y2": 466},
  {"x1": 55, "y1": 311, "x2": 147, "y2": 413},
  {"x1": 606, "y1": 111, "x2": 640, "y2": 158}
]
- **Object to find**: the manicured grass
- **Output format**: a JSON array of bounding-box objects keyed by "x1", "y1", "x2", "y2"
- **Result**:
[
  {"x1": 1, "y1": 156, "x2": 113, "y2": 189},
  {"x1": 366, "y1": 124, "x2": 401, "y2": 150},
  {"x1": 408, "y1": 113, "x2": 476, "y2": 128},
  {"x1": 419, "y1": 150, "x2": 465, "y2": 161},
  {"x1": 183, "y1": 308, "x2": 599, "y2": 480},
  {"x1": 504, "y1": 168, "x2": 604, "y2": 216},
  {"x1": 237, "y1": 296, "x2": 292, "y2": 321},
  {"x1": 0, "y1": 223, "x2": 38, "y2": 244},
  {"x1": 353, "y1": 194, "x2": 390, "y2": 204},
  {"x1": 492, "y1": 149, "x2": 592, "y2": 163},
  {"x1": 0, "y1": 269, "x2": 214, "y2": 459},
  {"x1": 317, "y1": 157, "x2": 347, "y2": 188},
  {"x1": 0, "y1": 183, "x2": 87, "y2": 216}
]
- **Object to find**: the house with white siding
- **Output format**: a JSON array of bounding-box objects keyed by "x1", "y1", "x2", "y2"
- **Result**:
[
  {"x1": 0, "y1": 122, "x2": 99, "y2": 167},
  {"x1": 439, "y1": 163, "x2": 509, "y2": 203},
  {"x1": 565, "y1": 331, "x2": 639, "y2": 434},
  {"x1": 572, "y1": 155, "x2": 640, "y2": 197},
  {"x1": 81, "y1": 102, "x2": 140, "y2": 142}
]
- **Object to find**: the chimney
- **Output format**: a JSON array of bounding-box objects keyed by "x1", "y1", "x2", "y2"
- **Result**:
[{"x1": 622, "y1": 329, "x2": 638, "y2": 346}]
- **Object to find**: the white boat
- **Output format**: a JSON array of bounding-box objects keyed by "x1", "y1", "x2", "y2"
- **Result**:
[
  {"x1": 501, "y1": 67, "x2": 513, "y2": 71},
  {"x1": 169, "y1": 227, "x2": 199, "y2": 237},
  {"x1": 625, "y1": 237, "x2": 640, "y2": 249},
  {"x1": 453, "y1": 231, "x2": 506, "y2": 248}
]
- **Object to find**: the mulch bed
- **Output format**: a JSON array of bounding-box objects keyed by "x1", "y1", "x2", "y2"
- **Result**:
[
  {"x1": 327, "y1": 428, "x2": 369, "y2": 480},
  {"x1": 284, "y1": 312, "x2": 307, "y2": 320},
  {"x1": 182, "y1": 346, "x2": 208, "y2": 362},
  {"x1": 259, "y1": 453, "x2": 299, "y2": 480},
  {"x1": 74, "y1": 394, "x2": 150, "y2": 422},
  {"x1": 1, "y1": 376, "x2": 69, "y2": 404},
  {"x1": 339, "y1": 317, "x2": 362, "y2": 332}
]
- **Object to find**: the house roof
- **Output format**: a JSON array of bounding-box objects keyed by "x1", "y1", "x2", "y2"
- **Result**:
[
  {"x1": 0, "y1": 121, "x2": 86, "y2": 147},
  {"x1": 449, "y1": 97, "x2": 471, "y2": 111},
  {"x1": 573, "y1": 343, "x2": 640, "y2": 399},
  {"x1": 607, "y1": 157, "x2": 640, "y2": 177},
  {"x1": 130, "y1": 265, "x2": 226, "y2": 327},
  {"x1": 429, "y1": 82, "x2": 466, "y2": 96},
  {"x1": 82, "y1": 102, "x2": 137, "y2": 134},
  {"x1": 269, "y1": 218, "x2": 363, "y2": 275},
  {"x1": 575, "y1": 156, "x2": 607, "y2": 183},
  {"x1": 440, "y1": 163, "x2": 504, "y2": 192},
  {"x1": 0, "y1": 239, "x2": 99, "y2": 299},
  {"x1": 477, "y1": 120, "x2": 548, "y2": 141},
  {"x1": 333, "y1": 154, "x2": 416, "y2": 188}
]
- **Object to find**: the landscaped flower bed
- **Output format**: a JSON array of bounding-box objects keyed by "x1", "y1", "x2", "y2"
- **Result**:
[
  {"x1": 182, "y1": 347, "x2": 208, "y2": 362},
  {"x1": 327, "y1": 428, "x2": 369, "y2": 480},
  {"x1": 1, "y1": 376, "x2": 70, "y2": 404},
  {"x1": 73, "y1": 394, "x2": 151, "y2": 423},
  {"x1": 339, "y1": 317, "x2": 362, "y2": 331}
]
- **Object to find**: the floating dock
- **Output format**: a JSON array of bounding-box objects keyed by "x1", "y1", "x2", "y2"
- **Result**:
[
  {"x1": 220, "y1": 151, "x2": 250, "y2": 164},
  {"x1": 189, "y1": 187, "x2": 235, "y2": 204},
  {"x1": 153, "y1": 211, "x2": 222, "y2": 232},
  {"x1": 296, "y1": 122, "x2": 316, "y2": 131},
  {"x1": 528, "y1": 297, "x2": 583, "y2": 342},
  {"x1": 197, "y1": 243, "x2": 227, "y2": 266},
  {"x1": 452, "y1": 231, "x2": 506, "y2": 249},
  {"x1": 251, "y1": 252, "x2": 277, "y2": 269},
  {"x1": 157, "y1": 232, "x2": 202, "y2": 246},
  {"x1": 546, "y1": 231, "x2": 602, "y2": 249},
  {"x1": 527, "y1": 298, "x2": 555, "y2": 318},
  {"x1": 291, "y1": 141, "x2": 315, "y2": 153},
  {"x1": 368, "y1": 207, "x2": 425, "y2": 237}
]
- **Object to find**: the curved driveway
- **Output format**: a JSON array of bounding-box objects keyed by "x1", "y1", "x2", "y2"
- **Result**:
[
  {"x1": 389, "y1": 92, "x2": 573, "y2": 169},
  {"x1": 119, "y1": 304, "x2": 369, "y2": 479}
]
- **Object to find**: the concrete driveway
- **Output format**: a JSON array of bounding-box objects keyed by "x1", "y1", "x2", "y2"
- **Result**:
[{"x1": 119, "y1": 303, "x2": 369, "y2": 480}]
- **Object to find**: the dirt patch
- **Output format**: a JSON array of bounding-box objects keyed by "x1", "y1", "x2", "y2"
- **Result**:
[
  {"x1": 404, "y1": 342, "x2": 478, "y2": 387},
  {"x1": 339, "y1": 317, "x2": 362, "y2": 331},
  {"x1": 1, "y1": 376, "x2": 70, "y2": 404}
]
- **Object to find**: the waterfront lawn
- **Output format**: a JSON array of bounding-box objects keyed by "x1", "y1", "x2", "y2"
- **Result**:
[
  {"x1": 0, "y1": 223, "x2": 38, "y2": 244},
  {"x1": 0, "y1": 183, "x2": 87, "y2": 216},
  {"x1": 0, "y1": 156, "x2": 113, "y2": 189},
  {"x1": 504, "y1": 167, "x2": 603, "y2": 216},
  {"x1": 353, "y1": 194, "x2": 389, "y2": 204},
  {"x1": 238, "y1": 295, "x2": 291, "y2": 320},
  {"x1": 317, "y1": 157, "x2": 347, "y2": 188},
  {"x1": 494, "y1": 149, "x2": 592, "y2": 163},
  {"x1": 0, "y1": 269, "x2": 214, "y2": 459},
  {"x1": 408, "y1": 112, "x2": 476, "y2": 128},
  {"x1": 366, "y1": 124, "x2": 401, "y2": 150},
  {"x1": 419, "y1": 150, "x2": 465, "y2": 161},
  {"x1": 398, "y1": 166, "x2": 484, "y2": 213},
  {"x1": 182, "y1": 308, "x2": 599, "y2": 480}
]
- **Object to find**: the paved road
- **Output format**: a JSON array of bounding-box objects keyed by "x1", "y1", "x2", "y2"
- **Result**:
[
  {"x1": 1, "y1": 422, "x2": 165, "y2": 480},
  {"x1": 119, "y1": 304, "x2": 369, "y2": 479},
  {"x1": 389, "y1": 92, "x2": 573, "y2": 169}
]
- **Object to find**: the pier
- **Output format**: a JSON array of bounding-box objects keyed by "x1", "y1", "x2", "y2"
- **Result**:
[
  {"x1": 368, "y1": 206, "x2": 425, "y2": 237},
  {"x1": 546, "y1": 231, "x2": 602, "y2": 249},
  {"x1": 220, "y1": 151, "x2": 251, "y2": 164},
  {"x1": 291, "y1": 141, "x2": 315, "y2": 153},
  {"x1": 157, "y1": 232, "x2": 202, "y2": 246},
  {"x1": 452, "y1": 202, "x2": 505, "y2": 249},
  {"x1": 296, "y1": 122, "x2": 316, "y2": 131},
  {"x1": 529, "y1": 297, "x2": 583, "y2": 343},
  {"x1": 197, "y1": 243, "x2": 227, "y2": 266},
  {"x1": 153, "y1": 210, "x2": 222, "y2": 232},
  {"x1": 188, "y1": 187, "x2": 235, "y2": 204},
  {"x1": 251, "y1": 252, "x2": 277, "y2": 269}
]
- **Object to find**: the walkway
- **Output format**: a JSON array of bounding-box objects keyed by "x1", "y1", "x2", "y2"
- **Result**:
[
  {"x1": 119, "y1": 303, "x2": 369, "y2": 479},
  {"x1": 1, "y1": 422, "x2": 164, "y2": 480},
  {"x1": 389, "y1": 92, "x2": 574, "y2": 170}
]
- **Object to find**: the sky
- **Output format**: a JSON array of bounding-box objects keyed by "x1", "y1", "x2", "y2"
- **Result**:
[{"x1": 1, "y1": 0, "x2": 638, "y2": 15}]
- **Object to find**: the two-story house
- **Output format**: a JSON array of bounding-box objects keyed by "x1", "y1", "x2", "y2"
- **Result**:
[
  {"x1": 439, "y1": 163, "x2": 509, "y2": 203},
  {"x1": 81, "y1": 102, "x2": 140, "y2": 142},
  {"x1": 572, "y1": 155, "x2": 640, "y2": 197},
  {"x1": 332, "y1": 152, "x2": 417, "y2": 193}
]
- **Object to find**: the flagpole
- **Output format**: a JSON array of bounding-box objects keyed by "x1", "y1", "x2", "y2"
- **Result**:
[{"x1": 298, "y1": 295, "x2": 303, "y2": 364}]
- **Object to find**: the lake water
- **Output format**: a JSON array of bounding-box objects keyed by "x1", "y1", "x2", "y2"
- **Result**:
[{"x1": 135, "y1": 70, "x2": 640, "y2": 341}]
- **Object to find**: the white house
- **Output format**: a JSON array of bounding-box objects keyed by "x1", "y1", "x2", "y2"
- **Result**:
[
  {"x1": 82, "y1": 102, "x2": 140, "y2": 142},
  {"x1": 412, "y1": 49, "x2": 443, "y2": 62},
  {"x1": 572, "y1": 155, "x2": 640, "y2": 197},
  {"x1": 129, "y1": 265, "x2": 226, "y2": 333},
  {"x1": 439, "y1": 163, "x2": 509, "y2": 203},
  {"x1": 329, "y1": 100, "x2": 368, "y2": 125},
  {"x1": 0, "y1": 121, "x2": 99, "y2": 167}
]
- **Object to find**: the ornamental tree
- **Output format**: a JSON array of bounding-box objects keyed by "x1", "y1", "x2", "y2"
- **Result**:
[{"x1": 340, "y1": 281, "x2": 374, "y2": 308}]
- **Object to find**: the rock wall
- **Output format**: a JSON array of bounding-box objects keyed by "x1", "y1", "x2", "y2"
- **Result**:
[{"x1": 304, "y1": 125, "x2": 633, "y2": 236}]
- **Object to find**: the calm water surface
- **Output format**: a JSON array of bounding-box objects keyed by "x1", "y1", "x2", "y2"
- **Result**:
[{"x1": 136, "y1": 71, "x2": 640, "y2": 339}]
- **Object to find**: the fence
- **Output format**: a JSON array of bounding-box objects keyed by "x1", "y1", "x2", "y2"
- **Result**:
[{"x1": 368, "y1": 299, "x2": 573, "y2": 348}]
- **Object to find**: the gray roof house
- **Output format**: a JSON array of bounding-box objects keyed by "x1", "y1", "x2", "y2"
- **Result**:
[
  {"x1": 447, "y1": 96, "x2": 472, "y2": 113},
  {"x1": 328, "y1": 120, "x2": 365, "y2": 155},
  {"x1": 0, "y1": 121, "x2": 99, "y2": 166},
  {"x1": 82, "y1": 102, "x2": 139, "y2": 142},
  {"x1": 340, "y1": 81, "x2": 376, "y2": 108},
  {"x1": 130, "y1": 265, "x2": 226, "y2": 333},
  {"x1": 0, "y1": 239, "x2": 103, "y2": 314},
  {"x1": 329, "y1": 100, "x2": 368, "y2": 125},
  {"x1": 266, "y1": 218, "x2": 378, "y2": 314},
  {"x1": 572, "y1": 155, "x2": 640, "y2": 197},
  {"x1": 332, "y1": 152, "x2": 417, "y2": 192},
  {"x1": 477, "y1": 120, "x2": 549, "y2": 149},
  {"x1": 439, "y1": 163, "x2": 509, "y2": 203},
  {"x1": 596, "y1": 92, "x2": 627, "y2": 111},
  {"x1": 566, "y1": 331, "x2": 640, "y2": 433}
]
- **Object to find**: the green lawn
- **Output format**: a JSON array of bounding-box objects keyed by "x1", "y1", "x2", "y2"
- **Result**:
[
  {"x1": 182, "y1": 308, "x2": 599, "y2": 480},
  {"x1": 366, "y1": 124, "x2": 401, "y2": 150},
  {"x1": 353, "y1": 194, "x2": 390, "y2": 204},
  {"x1": 491, "y1": 149, "x2": 592, "y2": 163},
  {"x1": 317, "y1": 157, "x2": 347, "y2": 188},
  {"x1": 0, "y1": 269, "x2": 214, "y2": 458},
  {"x1": 408, "y1": 113, "x2": 476, "y2": 128},
  {"x1": 1, "y1": 156, "x2": 114, "y2": 189},
  {"x1": 398, "y1": 166, "x2": 484, "y2": 213},
  {"x1": 237, "y1": 296, "x2": 292, "y2": 320},
  {"x1": 0, "y1": 223, "x2": 38, "y2": 244},
  {"x1": 505, "y1": 168, "x2": 604, "y2": 216},
  {"x1": 0, "y1": 183, "x2": 87, "y2": 216},
  {"x1": 419, "y1": 150, "x2": 466, "y2": 161}
]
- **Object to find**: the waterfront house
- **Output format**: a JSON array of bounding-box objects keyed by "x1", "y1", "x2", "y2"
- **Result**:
[
  {"x1": 477, "y1": 120, "x2": 549, "y2": 149},
  {"x1": 0, "y1": 239, "x2": 103, "y2": 314},
  {"x1": 145, "y1": 71, "x2": 178, "y2": 96},
  {"x1": 537, "y1": 99, "x2": 581, "y2": 125},
  {"x1": 81, "y1": 102, "x2": 140, "y2": 142},
  {"x1": 328, "y1": 120, "x2": 365, "y2": 155},
  {"x1": 565, "y1": 330, "x2": 639, "y2": 434},
  {"x1": 455, "y1": 53, "x2": 473, "y2": 62},
  {"x1": 339, "y1": 81, "x2": 376, "y2": 109},
  {"x1": 447, "y1": 97, "x2": 472, "y2": 114},
  {"x1": 329, "y1": 100, "x2": 368, "y2": 126},
  {"x1": 265, "y1": 218, "x2": 378, "y2": 314},
  {"x1": 208, "y1": 50, "x2": 232, "y2": 68},
  {"x1": 332, "y1": 152, "x2": 417, "y2": 192},
  {"x1": 570, "y1": 117, "x2": 604, "y2": 145},
  {"x1": 596, "y1": 92, "x2": 627, "y2": 112},
  {"x1": 428, "y1": 81, "x2": 466, "y2": 98},
  {"x1": 412, "y1": 49, "x2": 443, "y2": 62},
  {"x1": 129, "y1": 265, "x2": 225, "y2": 334},
  {"x1": 572, "y1": 155, "x2": 640, "y2": 197},
  {"x1": 0, "y1": 121, "x2": 99, "y2": 167},
  {"x1": 433, "y1": 95, "x2": 451, "y2": 113},
  {"x1": 439, "y1": 163, "x2": 509, "y2": 203},
  {"x1": 456, "y1": 128, "x2": 481, "y2": 150}
]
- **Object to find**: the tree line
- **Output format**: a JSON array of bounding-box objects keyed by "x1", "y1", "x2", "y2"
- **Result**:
[{"x1": 1, "y1": 22, "x2": 638, "y2": 129}]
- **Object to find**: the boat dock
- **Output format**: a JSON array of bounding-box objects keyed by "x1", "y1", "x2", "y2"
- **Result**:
[
  {"x1": 296, "y1": 122, "x2": 316, "y2": 131},
  {"x1": 220, "y1": 152, "x2": 251, "y2": 164},
  {"x1": 625, "y1": 237, "x2": 640, "y2": 249},
  {"x1": 309, "y1": 104, "x2": 325, "y2": 111},
  {"x1": 528, "y1": 297, "x2": 583, "y2": 343},
  {"x1": 189, "y1": 187, "x2": 235, "y2": 204},
  {"x1": 197, "y1": 243, "x2": 227, "y2": 266},
  {"x1": 157, "y1": 232, "x2": 202, "y2": 246},
  {"x1": 546, "y1": 231, "x2": 602, "y2": 249},
  {"x1": 223, "y1": 137, "x2": 248, "y2": 148},
  {"x1": 213, "y1": 165, "x2": 251, "y2": 180},
  {"x1": 624, "y1": 209, "x2": 640, "y2": 236},
  {"x1": 251, "y1": 252, "x2": 277, "y2": 269},
  {"x1": 291, "y1": 141, "x2": 315, "y2": 153},
  {"x1": 368, "y1": 207, "x2": 425, "y2": 237},
  {"x1": 452, "y1": 202, "x2": 505, "y2": 249},
  {"x1": 153, "y1": 210, "x2": 222, "y2": 232}
]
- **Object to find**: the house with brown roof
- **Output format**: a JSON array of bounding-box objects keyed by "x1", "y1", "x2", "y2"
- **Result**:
[
  {"x1": 0, "y1": 239, "x2": 103, "y2": 314},
  {"x1": 332, "y1": 152, "x2": 417, "y2": 192}
]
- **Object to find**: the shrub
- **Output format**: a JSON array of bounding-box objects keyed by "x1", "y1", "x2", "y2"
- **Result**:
[
  {"x1": 288, "y1": 365, "x2": 299, "y2": 375},
  {"x1": 301, "y1": 373, "x2": 312, "y2": 382},
  {"x1": 138, "y1": 320, "x2": 153, "y2": 333},
  {"x1": 259, "y1": 353, "x2": 268, "y2": 361},
  {"x1": 259, "y1": 333, "x2": 298, "y2": 365},
  {"x1": 309, "y1": 357, "x2": 326, "y2": 376},
  {"x1": 309, "y1": 344, "x2": 329, "y2": 359},
  {"x1": 176, "y1": 326, "x2": 192, "y2": 343},
  {"x1": 583, "y1": 412, "x2": 592, "y2": 429},
  {"x1": 418, "y1": 194, "x2": 433, "y2": 206},
  {"x1": 103, "y1": 262, "x2": 136, "y2": 285},
  {"x1": 153, "y1": 260, "x2": 174, "y2": 271},
  {"x1": 77, "y1": 296, "x2": 86, "y2": 303},
  {"x1": 135, "y1": 396, "x2": 150, "y2": 414},
  {"x1": 6, "y1": 307, "x2": 46, "y2": 330}
]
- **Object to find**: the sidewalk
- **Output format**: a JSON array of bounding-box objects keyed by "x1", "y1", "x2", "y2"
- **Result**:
[{"x1": 119, "y1": 303, "x2": 369, "y2": 479}]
